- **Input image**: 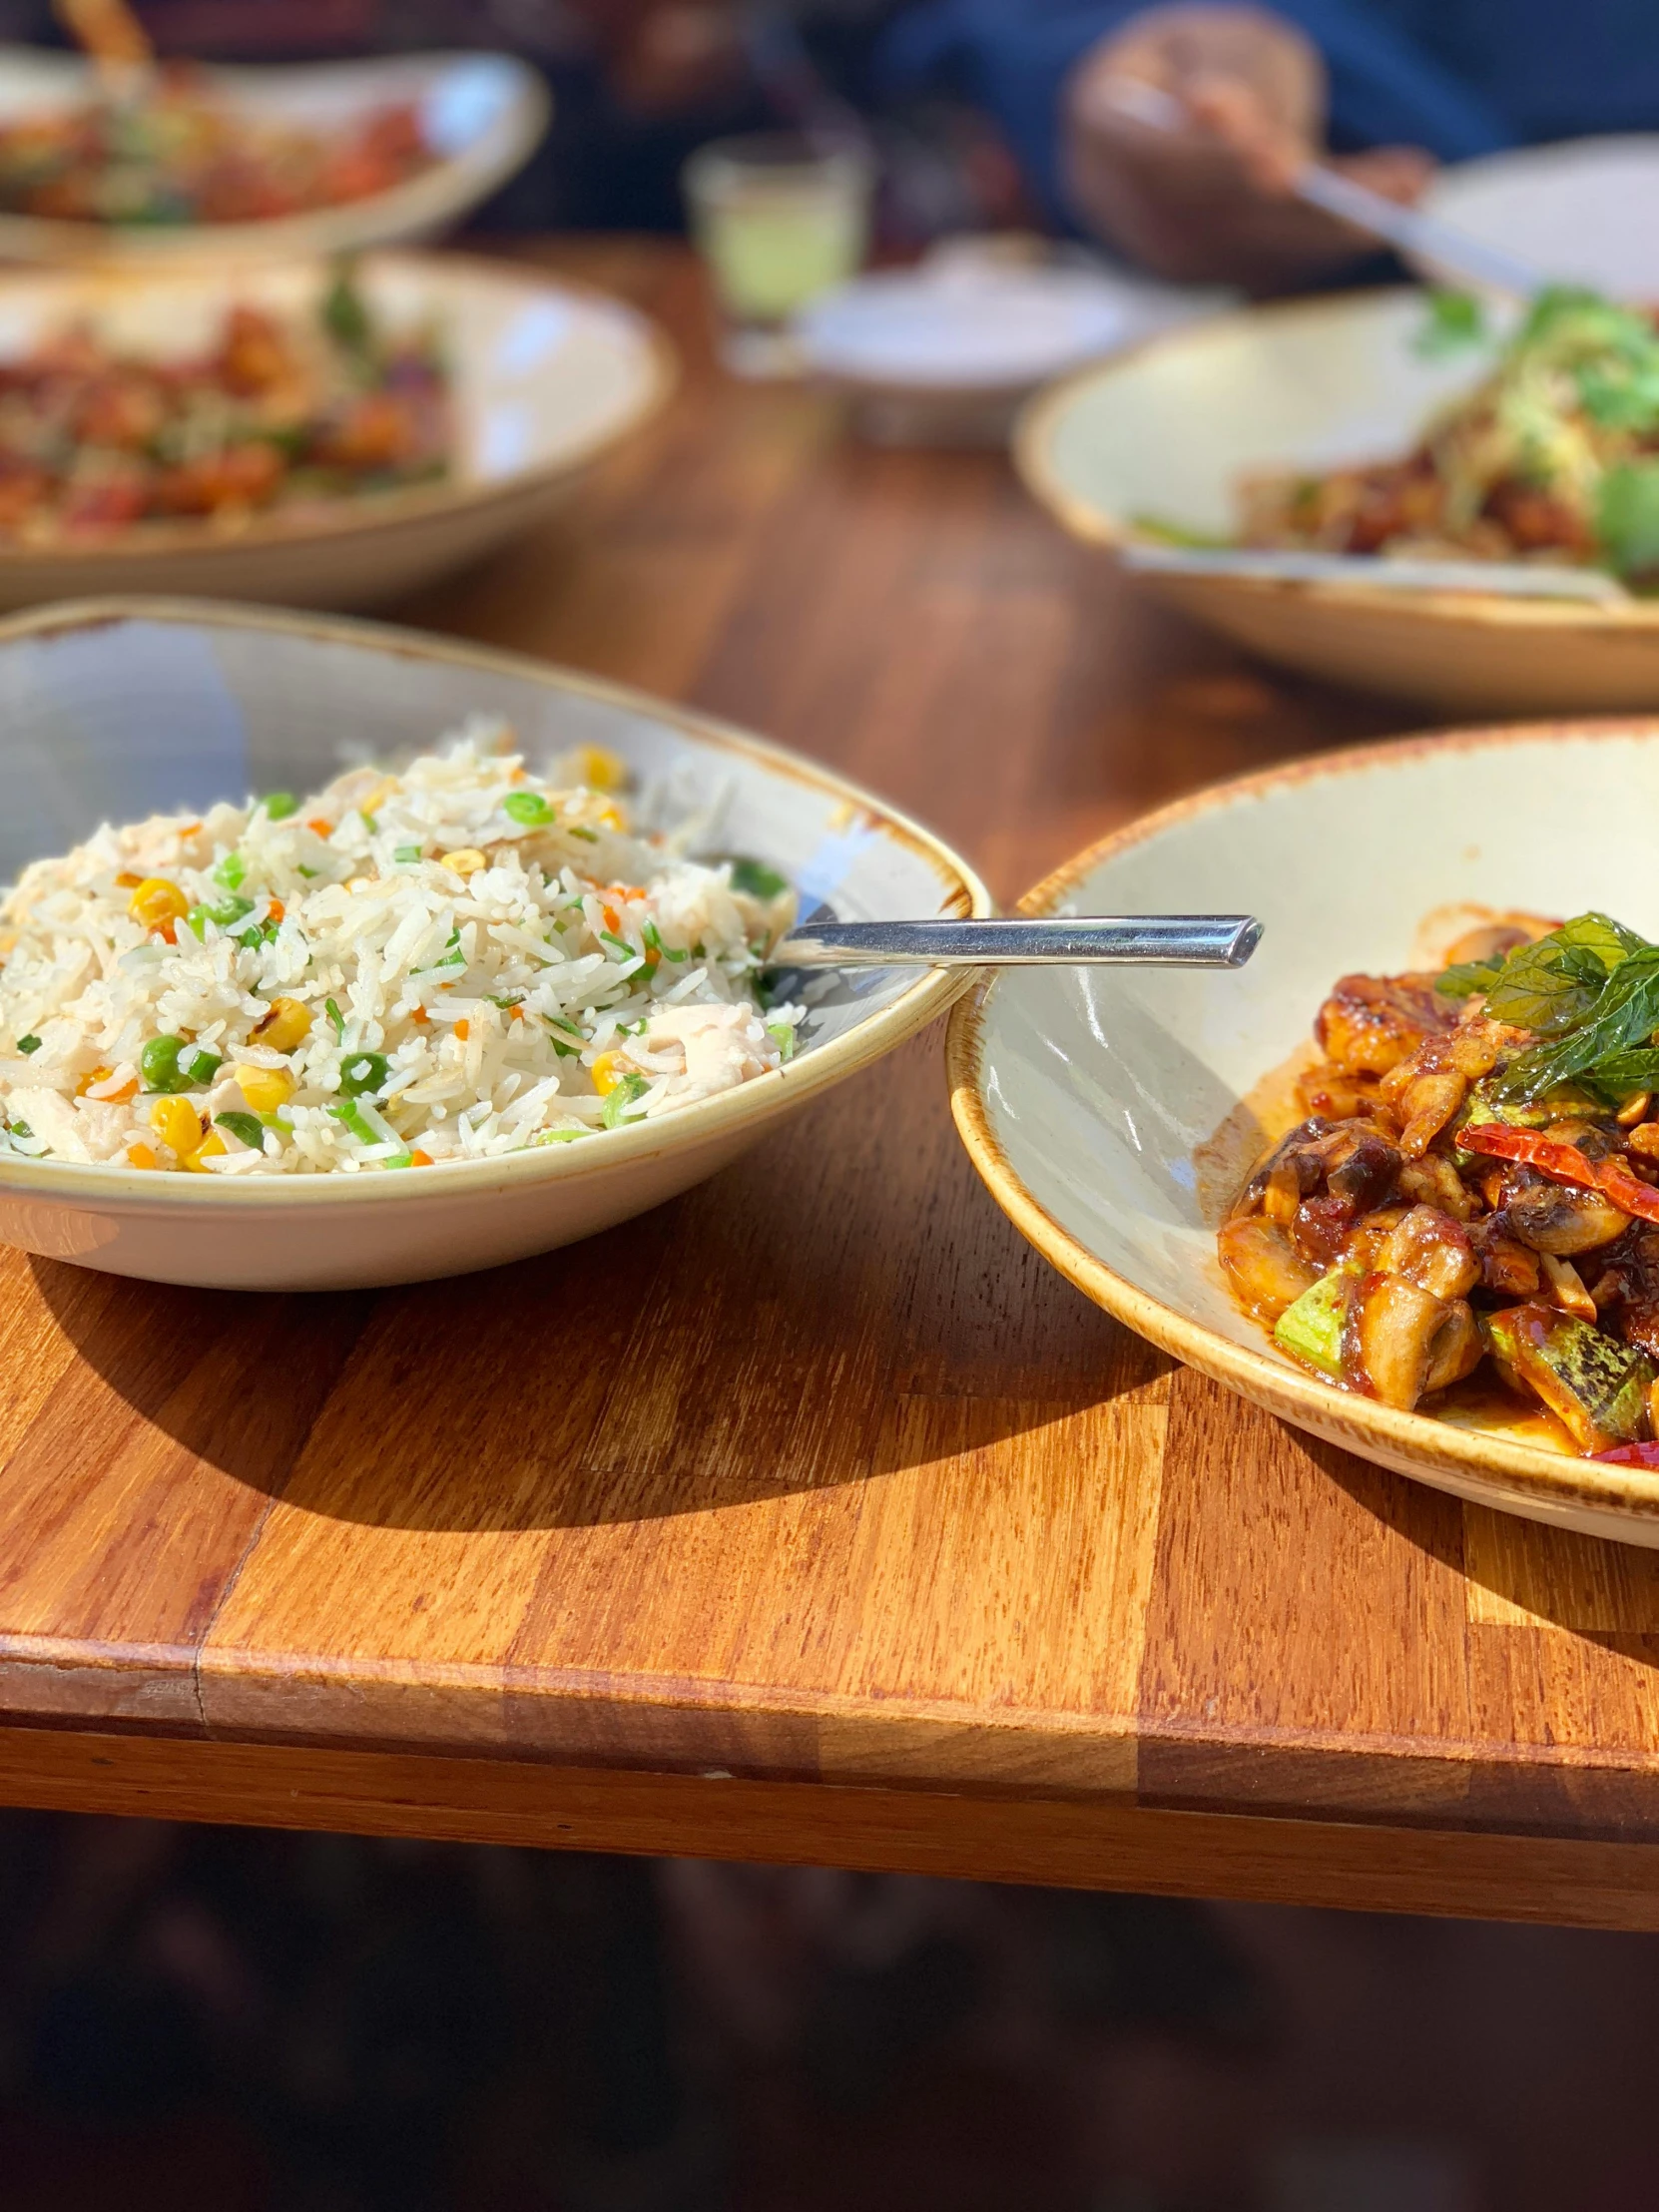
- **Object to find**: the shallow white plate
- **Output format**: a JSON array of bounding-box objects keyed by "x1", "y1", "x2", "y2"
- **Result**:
[
  {"x1": 1423, "y1": 137, "x2": 1659, "y2": 302},
  {"x1": 0, "y1": 252, "x2": 675, "y2": 612},
  {"x1": 0, "y1": 598, "x2": 990, "y2": 1291},
  {"x1": 0, "y1": 46, "x2": 549, "y2": 265},
  {"x1": 1017, "y1": 286, "x2": 1659, "y2": 714},
  {"x1": 951, "y1": 724, "x2": 1659, "y2": 1547}
]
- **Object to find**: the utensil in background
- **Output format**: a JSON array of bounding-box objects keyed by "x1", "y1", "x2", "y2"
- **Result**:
[
  {"x1": 775, "y1": 912, "x2": 1263, "y2": 967},
  {"x1": 1097, "y1": 76, "x2": 1546, "y2": 299},
  {"x1": 1123, "y1": 545, "x2": 1629, "y2": 605},
  {"x1": 683, "y1": 130, "x2": 875, "y2": 376}
]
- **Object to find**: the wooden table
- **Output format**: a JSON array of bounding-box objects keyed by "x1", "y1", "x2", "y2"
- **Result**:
[{"x1": 7, "y1": 242, "x2": 1659, "y2": 1933}]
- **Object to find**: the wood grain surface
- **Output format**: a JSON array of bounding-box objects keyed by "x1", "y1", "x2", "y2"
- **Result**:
[{"x1": 6, "y1": 239, "x2": 1659, "y2": 1926}]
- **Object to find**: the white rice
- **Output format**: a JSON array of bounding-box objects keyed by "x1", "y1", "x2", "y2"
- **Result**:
[{"x1": 0, "y1": 721, "x2": 802, "y2": 1176}]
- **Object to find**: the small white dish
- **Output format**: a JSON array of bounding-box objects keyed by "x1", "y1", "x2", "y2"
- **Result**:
[
  {"x1": 1421, "y1": 138, "x2": 1659, "y2": 302},
  {"x1": 799, "y1": 242, "x2": 1227, "y2": 445},
  {"x1": 0, "y1": 46, "x2": 549, "y2": 265},
  {"x1": 0, "y1": 598, "x2": 990, "y2": 1291},
  {"x1": 0, "y1": 252, "x2": 676, "y2": 612},
  {"x1": 950, "y1": 722, "x2": 1659, "y2": 1548}
]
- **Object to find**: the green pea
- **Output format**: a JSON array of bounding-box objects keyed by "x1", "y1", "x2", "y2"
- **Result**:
[
  {"x1": 729, "y1": 858, "x2": 788, "y2": 900},
  {"x1": 141, "y1": 1034, "x2": 187, "y2": 1091},
  {"x1": 339, "y1": 1050, "x2": 389, "y2": 1098},
  {"x1": 262, "y1": 793, "x2": 298, "y2": 822},
  {"x1": 213, "y1": 851, "x2": 247, "y2": 890}
]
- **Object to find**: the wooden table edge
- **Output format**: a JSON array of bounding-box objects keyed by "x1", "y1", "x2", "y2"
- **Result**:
[{"x1": 6, "y1": 1722, "x2": 1659, "y2": 1933}]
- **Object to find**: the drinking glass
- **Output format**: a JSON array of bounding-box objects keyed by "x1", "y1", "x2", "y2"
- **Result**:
[{"x1": 683, "y1": 133, "x2": 874, "y2": 377}]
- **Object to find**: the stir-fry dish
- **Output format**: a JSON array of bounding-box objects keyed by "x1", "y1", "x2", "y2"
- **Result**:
[
  {"x1": 1220, "y1": 912, "x2": 1659, "y2": 1465},
  {"x1": 1238, "y1": 288, "x2": 1659, "y2": 584},
  {"x1": 0, "y1": 68, "x2": 431, "y2": 226},
  {"x1": 0, "y1": 272, "x2": 448, "y2": 538},
  {"x1": 0, "y1": 728, "x2": 802, "y2": 1175}
]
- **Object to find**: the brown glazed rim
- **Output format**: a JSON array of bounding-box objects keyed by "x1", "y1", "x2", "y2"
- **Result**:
[
  {"x1": 946, "y1": 719, "x2": 1659, "y2": 1528},
  {"x1": 1013, "y1": 285, "x2": 1659, "y2": 636}
]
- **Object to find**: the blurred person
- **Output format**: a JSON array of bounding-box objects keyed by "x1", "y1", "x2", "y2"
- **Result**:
[{"x1": 880, "y1": 0, "x2": 1659, "y2": 288}]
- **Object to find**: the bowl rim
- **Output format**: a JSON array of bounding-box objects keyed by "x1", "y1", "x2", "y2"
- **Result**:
[
  {"x1": 0, "y1": 594, "x2": 992, "y2": 1211},
  {"x1": 0, "y1": 47, "x2": 552, "y2": 268},
  {"x1": 1013, "y1": 282, "x2": 1659, "y2": 637},
  {"x1": 0, "y1": 249, "x2": 679, "y2": 568},
  {"x1": 946, "y1": 720, "x2": 1659, "y2": 1529}
]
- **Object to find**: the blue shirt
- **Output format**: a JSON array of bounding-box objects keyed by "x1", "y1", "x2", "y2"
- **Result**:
[{"x1": 881, "y1": 0, "x2": 1659, "y2": 218}]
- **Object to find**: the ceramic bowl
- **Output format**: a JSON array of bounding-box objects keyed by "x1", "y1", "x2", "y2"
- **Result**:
[
  {"x1": 1421, "y1": 137, "x2": 1659, "y2": 302},
  {"x1": 0, "y1": 47, "x2": 549, "y2": 266},
  {"x1": 1016, "y1": 286, "x2": 1659, "y2": 715},
  {"x1": 0, "y1": 252, "x2": 675, "y2": 613},
  {"x1": 0, "y1": 598, "x2": 989, "y2": 1292},
  {"x1": 949, "y1": 721, "x2": 1659, "y2": 1547}
]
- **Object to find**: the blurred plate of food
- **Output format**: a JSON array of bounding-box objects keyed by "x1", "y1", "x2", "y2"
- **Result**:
[
  {"x1": 1420, "y1": 138, "x2": 1659, "y2": 304},
  {"x1": 0, "y1": 250, "x2": 675, "y2": 610},
  {"x1": 0, "y1": 46, "x2": 549, "y2": 265},
  {"x1": 799, "y1": 236, "x2": 1229, "y2": 445},
  {"x1": 949, "y1": 723, "x2": 1659, "y2": 1546},
  {"x1": 1017, "y1": 283, "x2": 1659, "y2": 713}
]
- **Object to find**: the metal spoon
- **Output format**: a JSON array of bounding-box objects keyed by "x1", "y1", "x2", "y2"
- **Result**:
[{"x1": 772, "y1": 913, "x2": 1262, "y2": 968}]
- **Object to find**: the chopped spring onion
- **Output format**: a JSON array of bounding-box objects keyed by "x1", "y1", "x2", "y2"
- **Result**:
[
  {"x1": 262, "y1": 793, "x2": 297, "y2": 822},
  {"x1": 215, "y1": 1111, "x2": 267, "y2": 1151},
  {"x1": 730, "y1": 857, "x2": 788, "y2": 900},
  {"x1": 642, "y1": 920, "x2": 686, "y2": 962},
  {"x1": 599, "y1": 930, "x2": 637, "y2": 959},
  {"x1": 15, "y1": 1034, "x2": 40, "y2": 1055},
  {"x1": 767, "y1": 1021, "x2": 796, "y2": 1062},
  {"x1": 600, "y1": 1074, "x2": 650, "y2": 1129},
  {"x1": 568, "y1": 825, "x2": 599, "y2": 842},
  {"x1": 394, "y1": 844, "x2": 422, "y2": 863},
  {"x1": 504, "y1": 791, "x2": 554, "y2": 827},
  {"x1": 213, "y1": 850, "x2": 247, "y2": 890},
  {"x1": 532, "y1": 1127, "x2": 589, "y2": 1145},
  {"x1": 185, "y1": 891, "x2": 255, "y2": 938},
  {"x1": 324, "y1": 997, "x2": 345, "y2": 1039},
  {"x1": 327, "y1": 1097, "x2": 401, "y2": 1148}
]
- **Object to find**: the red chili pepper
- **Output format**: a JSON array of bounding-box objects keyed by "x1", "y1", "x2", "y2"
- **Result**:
[
  {"x1": 1458, "y1": 1119, "x2": 1659, "y2": 1226},
  {"x1": 1593, "y1": 1441, "x2": 1659, "y2": 1467}
]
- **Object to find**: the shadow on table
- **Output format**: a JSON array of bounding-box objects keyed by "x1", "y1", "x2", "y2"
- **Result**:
[{"x1": 26, "y1": 1180, "x2": 1163, "y2": 1536}]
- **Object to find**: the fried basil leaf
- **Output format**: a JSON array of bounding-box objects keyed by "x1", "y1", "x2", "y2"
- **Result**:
[
  {"x1": 1496, "y1": 944, "x2": 1659, "y2": 1101},
  {"x1": 1438, "y1": 911, "x2": 1648, "y2": 1034}
]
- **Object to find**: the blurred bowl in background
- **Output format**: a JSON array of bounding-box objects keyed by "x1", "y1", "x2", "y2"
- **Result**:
[
  {"x1": 1017, "y1": 285, "x2": 1659, "y2": 714},
  {"x1": 800, "y1": 239, "x2": 1229, "y2": 446},
  {"x1": 1420, "y1": 138, "x2": 1659, "y2": 303},
  {"x1": 0, "y1": 46, "x2": 550, "y2": 266},
  {"x1": 0, "y1": 252, "x2": 675, "y2": 612}
]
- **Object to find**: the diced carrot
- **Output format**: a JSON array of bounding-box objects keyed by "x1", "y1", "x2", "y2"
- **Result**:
[
  {"x1": 454, "y1": 1019, "x2": 469, "y2": 1041},
  {"x1": 409, "y1": 1149, "x2": 433, "y2": 1167}
]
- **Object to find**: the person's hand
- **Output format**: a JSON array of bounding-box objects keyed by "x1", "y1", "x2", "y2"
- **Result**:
[{"x1": 1063, "y1": 3, "x2": 1435, "y2": 289}]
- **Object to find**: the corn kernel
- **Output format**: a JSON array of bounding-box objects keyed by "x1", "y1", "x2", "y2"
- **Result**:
[
  {"x1": 126, "y1": 1143, "x2": 159, "y2": 1171},
  {"x1": 183, "y1": 1131, "x2": 227, "y2": 1172},
  {"x1": 590, "y1": 1050, "x2": 628, "y2": 1098},
  {"x1": 576, "y1": 744, "x2": 629, "y2": 794},
  {"x1": 234, "y1": 1063, "x2": 294, "y2": 1113},
  {"x1": 252, "y1": 996, "x2": 312, "y2": 1053},
  {"x1": 443, "y1": 847, "x2": 487, "y2": 877},
  {"x1": 150, "y1": 1096, "x2": 205, "y2": 1158},
  {"x1": 130, "y1": 876, "x2": 188, "y2": 938},
  {"x1": 595, "y1": 804, "x2": 627, "y2": 832}
]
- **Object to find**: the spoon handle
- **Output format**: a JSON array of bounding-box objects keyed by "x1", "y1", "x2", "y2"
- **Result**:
[{"x1": 773, "y1": 915, "x2": 1263, "y2": 968}]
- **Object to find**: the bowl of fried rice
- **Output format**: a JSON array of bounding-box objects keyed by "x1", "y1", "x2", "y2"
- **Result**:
[{"x1": 0, "y1": 598, "x2": 987, "y2": 1289}]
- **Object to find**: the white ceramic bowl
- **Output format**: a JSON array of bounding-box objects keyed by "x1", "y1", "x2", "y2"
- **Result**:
[
  {"x1": 1422, "y1": 137, "x2": 1659, "y2": 303},
  {"x1": 0, "y1": 47, "x2": 549, "y2": 266},
  {"x1": 950, "y1": 723, "x2": 1659, "y2": 1547},
  {"x1": 0, "y1": 252, "x2": 675, "y2": 612},
  {"x1": 0, "y1": 598, "x2": 989, "y2": 1291},
  {"x1": 1017, "y1": 286, "x2": 1659, "y2": 714}
]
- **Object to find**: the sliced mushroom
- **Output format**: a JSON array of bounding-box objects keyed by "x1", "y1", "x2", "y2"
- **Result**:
[
  {"x1": 1503, "y1": 1180, "x2": 1631, "y2": 1257},
  {"x1": 1423, "y1": 1301, "x2": 1482, "y2": 1392},
  {"x1": 1217, "y1": 1217, "x2": 1319, "y2": 1325},
  {"x1": 1468, "y1": 1217, "x2": 1541, "y2": 1299},
  {"x1": 1395, "y1": 1068, "x2": 1467, "y2": 1159},
  {"x1": 1377, "y1": 1205, "x2": 1480, "y2": 1301},
  {"x1": 1343, "y1": 1271, "x2": 1462, "y2": 1410}
]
